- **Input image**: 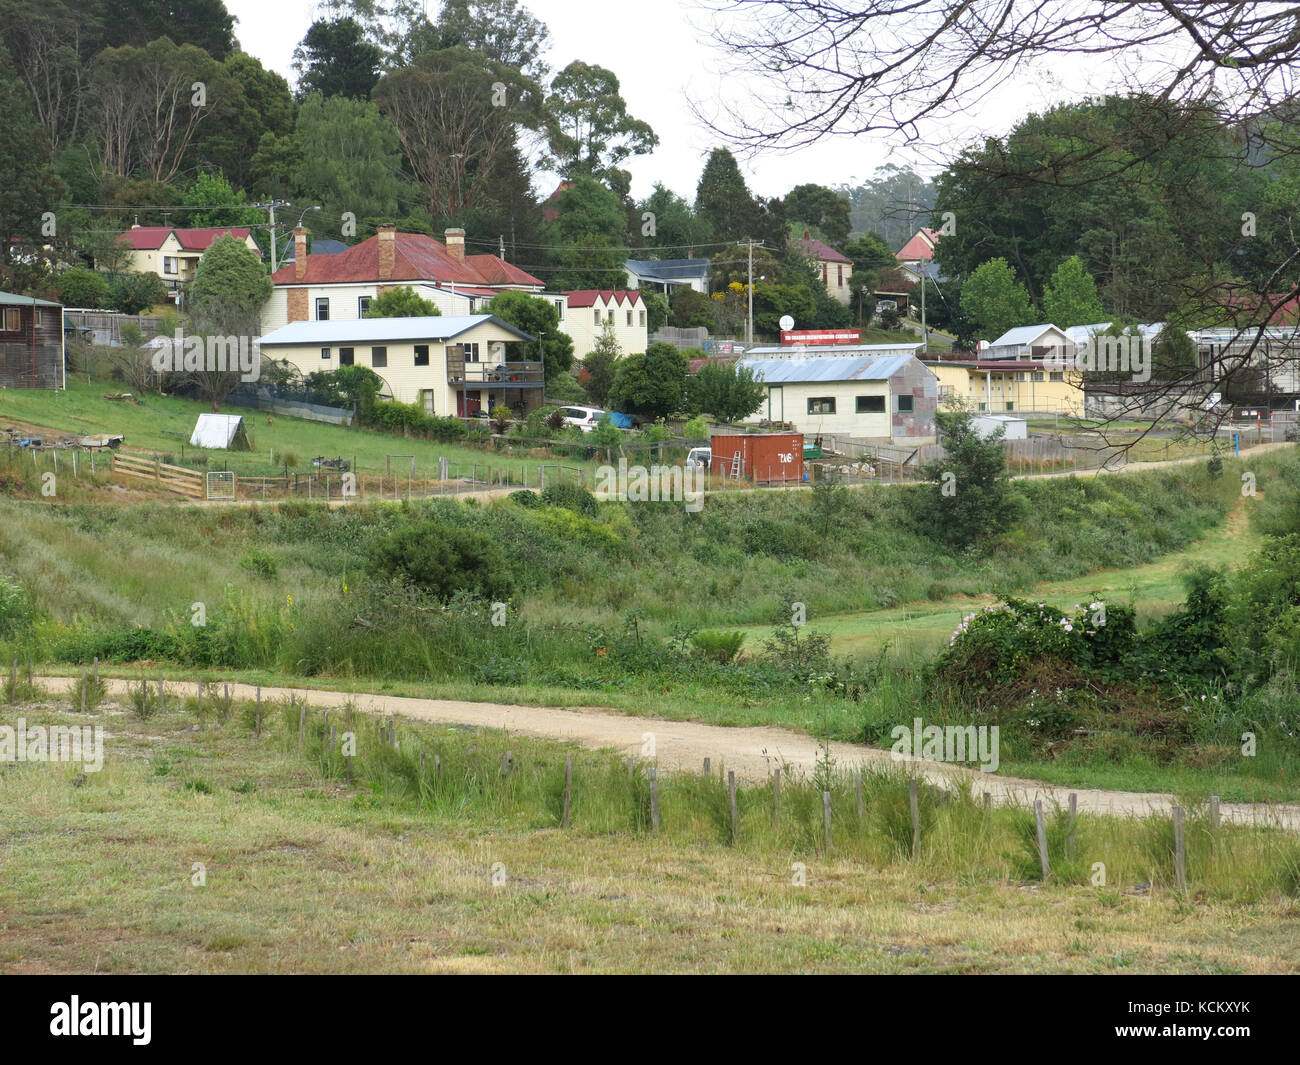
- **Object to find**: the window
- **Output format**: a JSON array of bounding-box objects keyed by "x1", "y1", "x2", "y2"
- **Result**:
[
  {"x1": 414, "y1": 344, "x2": 430, "y2": 367},
  {"x1": 822, "y1": 264, "x2": 828, "y2": 283},
  {"x1": 358, "y1": 296, "x2": 370, "y2": 317},
  {"x1": 837, "y1": 264, "x2": 844, "y2": 287},
  {"x1": 856, "y1": 395, "x2": 886, "y2": 413},
  {"x1": 1006, "y1": 402, "x2": 1015, "y2": 411},
  {"x1": 808, "y1": 397, "x2": 836, "y2": 415},
  {"x1": 3, "y1": 308, "x2": 19, "y2": 331},
  {"x1": 555, "y1": 300, "x2": 564, "y2": 320},
  {"x1": 978, "y1": 401, "x2": 987, "y2": 411},
  {"x1": 594, "y1": 309, "x2": 601, "y2": 326},
  {"x1": 339, "y1": 347, "x2": 354, "y2": 366},
  {"x1": 627, "y1": 310, "x2": 633, "y2": 326},
  {"x1": 315, "y1": 297, "x2": 329, "y2": 321},
  {"x1": 371, "y1": 346, "x2": 387, "y2": 368},
  {"x1": 163, "y1": 256, "x2": 178, "y2": 275},
  {"x1": 639, "y1": 310, "x2": 645, "y2": 327},
  {"x1": 896, "y1": 394, "x2": 914, "y2": 413},
  {"x1": 1016, "y1": 372, "x2": 1027, "y2": 382},
  {"x1": 320, "y1": 347, "x2": 331, "y2": 360},
  {"x1": 1050, "y1": 371, "x2": 1064, "y2": 382},
  {"x1": 463, "y1": 342, "x2": 480, "y2": 363},
  {"x1": 607, "y1": 310, "x2": 615, "y2": 324},
  {"x1": 1031, "y1": 371, "x2": 1045, "y2": 382}
]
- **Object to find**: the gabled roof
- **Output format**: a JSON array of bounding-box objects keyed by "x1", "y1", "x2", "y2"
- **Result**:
[
  {"x1": 270, "y1": 231, "x2": 542, "y2": 289},
  {"x1": 626, "y1": 258, "x2": 710, "y2": 280},
  {"x1": 564, "y1": 289, "x2": 644, "y2": 308},
  {"x1": 793, "y1": 230, "x2": 852, "y2": 264},
  {"x1": 258, "y1": 314, "x2": 535, "y2": 347},
  {"x1": 987, "y1": 324, "x2": 1072, "y2": 348},
  {"x1": 738, "y1": 353, "x2": 925, "y2": 382},
  {"x1": 0, "y1": 290, "x2": 61, "y2": 308},
  {"x1": 896, "y1": 228, "x2": 940, "y2": 261},
  {"x1": 115, "y1": 226, "x2": 257, "y2": 253}
]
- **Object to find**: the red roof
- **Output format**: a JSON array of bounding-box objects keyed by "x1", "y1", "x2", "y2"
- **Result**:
[
  {"x1": 563, "y1": 289, "x2": 643, "y2": 308},
  {"x1": 115, "y1": 226, "x2": 257, "y2": 254},
  {"x1": 794, "y1": 229, "x2": 851, "y2": 264},
  {"x1": 542, "y1": 181, "x2": 576, "y2": 223},
  {"x1": 896, "y1": 228, "x2": 940, "y2": 261},
  {"x1": 270, "y1": 231, "x2": 543, "y2": 288}
]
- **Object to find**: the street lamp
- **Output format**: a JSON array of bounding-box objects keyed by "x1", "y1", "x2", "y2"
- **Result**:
[{"x1": 297, "y1": 205, "x2": 322, "y2": 228}]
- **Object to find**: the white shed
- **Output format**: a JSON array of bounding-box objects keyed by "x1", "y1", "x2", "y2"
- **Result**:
[
  {"x1": 190, "y1": 413, "x2": 251, "y2": 450},
  {"x1": 971, "y1": 414, "x2": 1027, "y2": 440}
]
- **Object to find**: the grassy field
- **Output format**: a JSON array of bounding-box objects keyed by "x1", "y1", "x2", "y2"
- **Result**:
[{"x1": 3, "y1": 691, "x2": 1298, "y2": 974}]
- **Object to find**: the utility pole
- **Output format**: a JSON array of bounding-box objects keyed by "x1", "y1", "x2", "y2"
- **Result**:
[
  {"x1": 917, "y1": 258, "x2": 927, "y2": 352},
  {"x1": 252, "y1": 199, "x2": 291, "y2": 272},
  {"x1": 737, "y1": 239, "x2": 764, "y2": 347}
]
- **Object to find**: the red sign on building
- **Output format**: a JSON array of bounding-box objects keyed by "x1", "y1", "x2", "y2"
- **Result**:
[{"x1": 780, "y1": 329, "x2": 861, "y2": 346}]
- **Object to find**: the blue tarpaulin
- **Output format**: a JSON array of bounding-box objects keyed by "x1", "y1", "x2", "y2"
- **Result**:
[{"x1": 608, "y1": 412, "x2": 633, "y2": 429}]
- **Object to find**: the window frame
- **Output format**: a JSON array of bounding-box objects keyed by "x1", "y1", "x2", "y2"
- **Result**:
[
  {"x1": 807, "y1": 396, "x2": 836, "y2": 415},
  {"x1": 315, "y1": 297, "x2": 330, "y2": 321},
  {"x1": 371, "y1": 346, "x2": 387, "y2": 368},
  {"x1": 855, "y1": 395, "x2": 886, "y2": 414},
  {"x1": 414, "y1": 344, "x2": 430, "y2": 367},
  {"x1": 896, "y1": 394, "x2": 915, "y2": 413}
]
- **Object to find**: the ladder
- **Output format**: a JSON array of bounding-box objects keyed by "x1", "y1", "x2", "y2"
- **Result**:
[{"x1": 729, "y1": 450, "x2": 743, "y2": 478}]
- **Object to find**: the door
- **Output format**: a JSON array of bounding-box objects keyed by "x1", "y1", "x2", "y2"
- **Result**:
[{"x1": 768, "y1": 385, "x2": 783, "y2": 423}]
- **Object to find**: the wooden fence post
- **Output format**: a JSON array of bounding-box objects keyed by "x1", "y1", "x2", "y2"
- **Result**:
[
  {"x1": 1066, "y1": 793, "x2": 1078, "y2": 858},
  {"x1": 255, "y1": 687, "x2": 262, "y2": 736},
  {"x1": 158, "y1": 676, "x2": 165, "y2": 714},
  {"x1": 80, "y1": 669, "x2": 87, "y2": 714},
  {"x1": 773, "y1": 767, "x2": 781, "y2": 822},
  {"x1": 1172, "y1": 805, "x2": 1187, "y2": 891},
  {"x1": 854, "y1": 769, "x2": 864, "y2": 820},
  {"x1": 728, "y1": 770, "x2": 738, "y2": 844},
  {"x1": 1034, "y1": 799, "x2": 1051, "y2": 879},
  {"x1": 909, "y1": 778, "x2": 921, "y2": 859},
  {"x1": 562, "y1": 754, "x2": 572, "y2": 829},
  {"x1": 649, "y1": 767, "x2": 660, "y2": 832},
  {"x1": 1209, "y1": 795, "x2": 1221, "y2": 835},
  {"x1": 703, "y1": 756, "x2": 710, "y2": 776},
  {"x1": 298, "y1": 701, "x2": 306, "y2": 747},
  {"x1": 822, "y1": 790, "x2": 832, "y2": 851}
]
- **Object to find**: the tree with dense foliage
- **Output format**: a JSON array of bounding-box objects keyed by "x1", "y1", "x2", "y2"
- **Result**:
[
  {"x1": 369, "y1": 519, "x2": 513, "y2": 602},
  {"x1": 182, "y1": 172, "x2": 265, "y2": 231},
  {"x1": 187, "y1": 235, "x2": 272, "y2": 410},
  {"x1": 544, "y1": 61, "x2": 657, "y2": 189},
  {"x1": 399, "y1": 0, "x2": 552, "y2": 77},
  {"x1": 0, "y1": 45, "x2": 63, "y2": 263},
  {"x1": 688, "y1": 359, "x2": 767, "y2": 422},
  {"x1": 539, "y1": 177, "x2": 627, "y2": 290},
  {"x1": 783, "y1": 184, "x2": 852, "y2": 248},
  {"x1": 961, "y1": 258, "x2": 1036, "y2": 340},
  {"x1": 483, "y1": 290, "x2": 574, "y2": 378},
  {"x1": 579, "y1": 322, "x2": 621, "y2": 406},
  {"x1": 292, "y1": 17, "x2": 383, "y2": 101},
  {"x1": 635, "y1": 184, "x2": 710, "y2": 257},
  {"x1": 918, "y1": 401, "x2": 1021, "y2": 548},
  {"x1": 57, "y1": 268, "x2": 110, "y2": 309},
  {"x1": 1040, "y1": 255, "x2": 1106, "y2": 328},
  {"x1": 668, "y1": 288, "x2": 716, "y2": 330},
  {"x1": 293, "y1": 94, "x2": 405, "y2": 242},
  {"x1": 107, "y1": 272, "x2": 168, "y2": 315},
  {"x1": 188, "y1": 53, "x2": 297, "y2": 190},
  {"x1": 364, "y1": 286, "x2": 440, "y2": 318},
  {"x1": 609, "y1": 342, "x2": 688, "y2": 419}
]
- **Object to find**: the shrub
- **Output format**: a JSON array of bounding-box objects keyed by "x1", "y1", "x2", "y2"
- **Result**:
[
  {"x1": 239, "y1": 550, "x2": 279, "y2": 580},
  {"x1": 540, "y1": 482, "x2": 598, "y2": 517},
  {"x1": 509, "y1": 490, "x2": 540, "y2": 508},
  {"x1": 0, "y1": 574, "x2": 31, "y2": 637},
  {"x1": 368, "y1": 520, "x2": 513, "y2": 602},
  {"x1": 692, "y1": 630, "x2": 746, "y2": 664}
]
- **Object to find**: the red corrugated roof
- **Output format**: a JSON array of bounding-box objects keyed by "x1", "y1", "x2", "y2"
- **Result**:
[
  {"x1": 794, "y1": 230, "x2": 851, "y2": 264},
  {"x1": 896, "y1": 228, "x2": 940, "y2": 261},
  {"x1": 270, "y1": 231, "x2": 543, "y2": 288},
  {"x1": 563, "y1": 289, "x2": 643, "y2": 308},
  {"x1": 115, "y1": 226, "x2": 257, "y2": 253}
]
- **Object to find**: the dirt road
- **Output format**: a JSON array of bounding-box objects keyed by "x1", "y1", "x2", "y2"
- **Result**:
[{"x1": 39, "y1": 675, "x2": 1299, "y2": 831}]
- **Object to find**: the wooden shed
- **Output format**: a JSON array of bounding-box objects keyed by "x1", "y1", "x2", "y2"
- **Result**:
[{"x1": 0, "y1": 291, "x2": 64, "y2": 390}]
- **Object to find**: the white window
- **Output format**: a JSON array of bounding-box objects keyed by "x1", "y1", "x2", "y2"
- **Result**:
[
  {"x1": 555, "y1": 300, "x2": 564, "y2": 320},
  {"x1": 321, "y1": 347, "x2": 330, "y2": 360},
  {"x1": 627, "y1": 310, "x2": 633, "y2": 326},
  {"x1": 593, "y1": 309, "x2": 600, "y2": 325},
  {"x1": 639, "y1": 310, "x2": 645, "y2": 327},
  {"x1": 163, "y1": 256, "x2": 178, "y2": 275},
  {"x1": 358, "y1": 296, "x2": 370, "y2": 317}
]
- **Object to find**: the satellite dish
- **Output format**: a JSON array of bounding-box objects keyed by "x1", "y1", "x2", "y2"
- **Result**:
[{"x1": 779, "y1": 315, "x2": 794, "y2": 331}]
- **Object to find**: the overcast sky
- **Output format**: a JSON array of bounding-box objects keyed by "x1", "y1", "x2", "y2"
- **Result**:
[{"x1": 224, "y1": 0, "x2": 1099, "y2": 202}]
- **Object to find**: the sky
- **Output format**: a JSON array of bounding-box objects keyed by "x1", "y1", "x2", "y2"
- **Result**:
[{"x1": 223, "y1": 0, "x2": 1106, "y2": 203}]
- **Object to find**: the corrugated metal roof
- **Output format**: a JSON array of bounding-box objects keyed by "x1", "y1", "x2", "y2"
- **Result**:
[
  {"x1": 987, "y1": 324, "x2": 1069, "y2": 348},
  {"x1": 738, "y1": 353, "x2": 925, "y2": 383},
  {"x1": 259, "y1": 314, "x2": 534, "y2": 346},
  {"x1": 0, "y1": 291, "x2": 61, "y2": 308},
  {"x1": 743, "y1": 342, "x2": 921, "y2": 357}
]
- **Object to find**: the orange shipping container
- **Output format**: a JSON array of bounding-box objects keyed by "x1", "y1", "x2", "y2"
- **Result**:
[{"x1": 710, "y1": 432, "x2": 804, "y2": 484}]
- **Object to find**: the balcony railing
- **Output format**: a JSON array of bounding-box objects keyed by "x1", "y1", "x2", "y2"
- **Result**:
[{"x1": 447, "y1": 359, "x2": 544, "y2": 386}]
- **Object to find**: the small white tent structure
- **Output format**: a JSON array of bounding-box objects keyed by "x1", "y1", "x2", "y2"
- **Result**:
[{"x1": 190, "y1": 413, "x2": 251, "y2": 450}]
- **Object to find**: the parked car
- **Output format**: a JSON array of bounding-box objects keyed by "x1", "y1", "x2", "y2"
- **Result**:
[
  {"x1": 685, "y1": 446, "x2": 712, "y2": 469},
  {"x1": 560, "y1": 405, "x2": 605, "y2": 433}
]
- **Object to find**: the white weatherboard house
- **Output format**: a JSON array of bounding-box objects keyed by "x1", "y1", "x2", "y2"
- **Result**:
[
  {"x1": 736, "y1": 351, "x2": 938, "y2": 441},
  {"x1": 983, "y1": 324, "x2": 1073, "y2": 360},
  {"x1": 257, "y1": 314, "x2": 541, "y2": 418}
]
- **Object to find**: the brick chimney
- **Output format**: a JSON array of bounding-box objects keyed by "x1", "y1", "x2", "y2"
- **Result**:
[
  {"x1": 377, "y1": 224, "x2": 396, "y2": 281},
  {"x1": 445, "y1": 227, "x2": 465, "y2": 264},
  {"x1": 293, "y1": 227, "x2": 307, "y2": 281}
]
